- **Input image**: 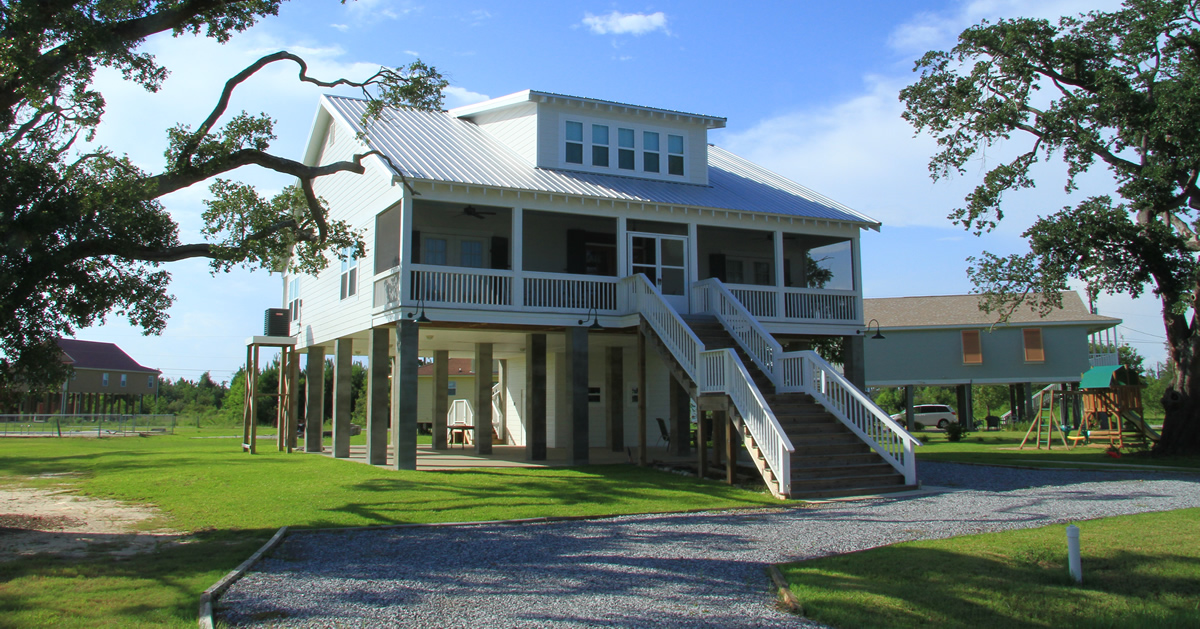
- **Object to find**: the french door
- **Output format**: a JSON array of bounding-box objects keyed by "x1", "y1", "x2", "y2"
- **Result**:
[{"x1": 628, "y1": 233, "x2": 689, "y2": 313}]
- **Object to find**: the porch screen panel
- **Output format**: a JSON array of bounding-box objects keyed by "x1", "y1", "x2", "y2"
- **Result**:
[
  {"x1": 1023, "y1": 328, "x2": 1045, "y2": 362},
  {"x1": 962, "y1": 330, "x2": 983, "y2": 365}
]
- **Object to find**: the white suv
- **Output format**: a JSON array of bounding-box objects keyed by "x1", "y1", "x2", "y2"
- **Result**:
[{"x1": 891, "y1": 404, "x2": 958, "y2": 430}]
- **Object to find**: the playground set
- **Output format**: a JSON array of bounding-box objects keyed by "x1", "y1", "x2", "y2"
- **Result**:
[{"x1": 1019, "y1": 365, "x2": 1160, "y2": 451}]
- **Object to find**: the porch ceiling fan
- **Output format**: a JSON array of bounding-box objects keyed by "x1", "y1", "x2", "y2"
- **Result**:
[{"x1": 460, "y1": 205, "x2": 497, "y2": 220}]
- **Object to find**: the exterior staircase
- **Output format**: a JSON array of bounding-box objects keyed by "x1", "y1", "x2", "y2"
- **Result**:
[{"x1": 684, "y1": 315, "x2": 911, "y2": 499}]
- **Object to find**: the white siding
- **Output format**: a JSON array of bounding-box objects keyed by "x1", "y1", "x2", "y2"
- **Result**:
[
  {"x1": 290, "y1": 118, "x2": 404, "y2": 349},
  {"x1": 468, "y1": 102, "x2": 537, "y2": 166}
]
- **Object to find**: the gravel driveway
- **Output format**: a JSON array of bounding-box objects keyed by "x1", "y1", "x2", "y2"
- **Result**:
[{"x1": 218, "y1": 463, "x2": 1200, "y2": 628}]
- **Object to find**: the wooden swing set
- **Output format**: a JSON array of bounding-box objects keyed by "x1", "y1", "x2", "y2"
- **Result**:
[{"x1": 1019, "y1": 366, "x2": 1159, "y2": 451}]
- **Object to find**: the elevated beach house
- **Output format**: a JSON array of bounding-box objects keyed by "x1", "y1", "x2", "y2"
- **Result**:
[{"x1": 265, "y1": 90, "x2": 919, "y2": 498}]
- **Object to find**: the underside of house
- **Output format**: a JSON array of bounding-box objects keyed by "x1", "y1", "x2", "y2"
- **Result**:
[{"x1": 246, "y1": 90, "x2": 920, "y2": 499}]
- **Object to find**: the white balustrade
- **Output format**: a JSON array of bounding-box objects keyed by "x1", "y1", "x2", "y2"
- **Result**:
[
  {"x1": 791, "y1": 350, "x2": 920, "y2": 485},
  {"x1": 410, "y1": 265, "x2": 513, "y2": 307},
  {"x1": 693, "y1": 279, "x2": 781, "y2": 385},
  {"x1": 523, "y1": 272, "x2": 618, "y2": 311},
  {"x1": 727, "y1": 286, "x2": 778, "y2": 318},
  {"x1": 784, "y1": 288, "x2": 858, "y2": 321}
]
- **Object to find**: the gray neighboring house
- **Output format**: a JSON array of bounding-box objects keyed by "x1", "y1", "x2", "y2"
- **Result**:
[{"x1": 862, "y1": 292, "x2": 1121, "y2": 424}]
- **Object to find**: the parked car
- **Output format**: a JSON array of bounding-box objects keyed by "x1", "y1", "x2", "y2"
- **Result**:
[{"x1": 890, "y1": 404, "x2": 958, "y2": 430}]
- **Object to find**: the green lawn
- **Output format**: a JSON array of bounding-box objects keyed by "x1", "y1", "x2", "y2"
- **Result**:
[
  {"x1": 778, "y1": 509, "x2": 1200, "y2": 629},
  {"x1": 914, "y1": 428, "x2": 1200, "y2": 470},
  {"x1": 0, "y1": 430, "x2": 778, "y2": 628}
]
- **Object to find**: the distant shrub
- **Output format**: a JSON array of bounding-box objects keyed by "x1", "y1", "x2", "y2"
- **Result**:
[{"x1": 944, "y1": 422, "x2": 970, "y2": 442}]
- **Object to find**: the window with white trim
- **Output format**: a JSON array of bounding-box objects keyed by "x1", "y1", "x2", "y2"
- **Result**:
[
  {"x1": 447, "y1": 381, "x2": 457, "y2": 396},
  {"x1": 120, "y1": 374, "x2": 127, "y2": 388},
  {"x1": 565, "y1": 121, "x2": 583, "y2": 164},
  {"x1": 668, "y1": 134, "x2": 684, "y2": 175},
  {"x1": 643, "y1": 131, "x2": 660, "y2": 173},
  {"x1": 591, "y1": 124, "x2": 609, "y2": 167},
  {"x1": 102, "y1": 372, "x2": 110, "y2": 387},
  {"x1": 148, "y1": 376, "x2": 156, "y2": 388},
  {"x1": 288, "y1": 277, "x2": 301, "y2": 322},
  {"x1": 340, "y1": 247, "x2": 358, "y2": 299},
  {"x1": 617, "y1": 128, "x2": 635, "y2": 170}
]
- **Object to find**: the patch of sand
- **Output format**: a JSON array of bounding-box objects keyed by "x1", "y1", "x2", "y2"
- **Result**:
[{"x1": 0, "y1": 487, "x2": 184, "y2": 560}]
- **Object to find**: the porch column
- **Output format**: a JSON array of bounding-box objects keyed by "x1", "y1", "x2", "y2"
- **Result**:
[
  {"x1": 605, "y1": 347, "x2": 624, "y2": 452},
  {"x1": 525, "y1": 333, "x2": 547, "y2": 461},
  {"x1": 956, "y1": 384, "x2": 969, "y2": 429},
  {"x1": 474, "y1": 342, "x2": 494, "y2": 455},
  {"x1": 565, "y1": 327, "x2": 589, "y2": 465},
  {"x1": 392, "y1": 320, "x2": 419, "y2": 470},
  {"x1": 725, "y1": 407, "x2": 737, "y2": 485},
  {"x1": 512, "y1": 207, "x2": 524, "y2": 309},
  {"x1": 637, "y1": 329, "x2": 647, "y2": 466},
  {"x1": 366, "y1": 327, "x2": 390, "y2": 465},
  {"x1": 669, "y1": 377, "x2": 690, "y2": 456},
  {"x1": 1023, "y1": 383, "x2": 1035, "y2": 425},
  {"x1": 616, "y1": 217, "x2": 628, "y2": 281},
  {"x1": 399, "y1": 192, "x2": 414, "y2": 309},
  {"x1": 432, "y1": 349, "x2": 449, "y2": 449},
  {"x1": 773, "y1": 230, "x2": 785, "y2": 318},
  {"x1": 304, "y1": 346, "x2": 325, "y2": 453},
  {"x1": 905, "y1": 385, "x2": 916, "y2": 432},
  {"x1": 332, "y1": 338, "x2": 353, "y2": 458},
  {"x1": 712, "y1": 407, "x2": 725, "y2": 468},
  {"x1": 687, "y1": 222, "x2": 698, "y2": 313},
  {"x1": 696, "y1": 409, "x2": 708, "y2": 478},
  {"x1": 285, "y1": 347, "x2": 300, "y2": 451},
  {"x1": 842, "y1": 335, "x2": 866, "y2": 390}
]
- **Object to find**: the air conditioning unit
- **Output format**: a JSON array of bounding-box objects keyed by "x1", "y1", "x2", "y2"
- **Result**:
[{"x1": 264, "y1": 308, "x2": 290, "y2": 336}]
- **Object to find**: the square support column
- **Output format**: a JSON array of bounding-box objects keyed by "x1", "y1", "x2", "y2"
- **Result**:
[
  {"x1": 332, "y1": 338, "x2": 353, "y2": 458},
  {"x1": 474, "y1": 342, "x2": 494, "y2": 455},
  {"x1": 525, "y1": 333, "x2": 547, "y2": 461},
  {"x1": 304, "y1": 346, "x2": 325, "y2": 453},
  {"x1": 637, "y1": 330, "x2": 647, "y2": 466},
  {"x1": 905, "y1": 385, "x2": 916, "y2": 432},
  {"x1": 669, "y1": 377, "x2": 690, "y2": 456},
  {"x1": 285, "y1": 347, "x2": 300, "y2": 452},
  {"x1": 842, "y1": 334, "x2": 866, "y2": 390},
  {"x1": 696, "y1": 409, "x2": 708, "y2": 478},
  {"x1": 605, "y1": 346, "x2": 624, "y2": 452},
  {"x1": 432, "y1": 349, "x2": 449, "y2": 450},
  {"x1": 366, "y1": 327, "x2": 390, "y2": 465},
  {"x1": 565, "y1": 327, "x2": 589, "y2": 465},
  {"x1": 392, "y1": 319, "x2": 419, "y2": 470}
]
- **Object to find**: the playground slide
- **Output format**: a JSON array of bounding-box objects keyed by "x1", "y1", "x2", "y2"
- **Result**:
[{"x1": 1119, "y1": 410, "x2": 1161, "y2": 442}]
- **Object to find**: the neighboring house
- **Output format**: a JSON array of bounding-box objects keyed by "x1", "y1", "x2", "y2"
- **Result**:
[
  {"x1": 269, "y1": 89, "x2": 920, "y2": 498},
  {"x1": 3, "y1": 339, "x2": 161, "y2": 414},
  {"x1": 862, "y1": 292, "x2": 1121, "y2": 421}
]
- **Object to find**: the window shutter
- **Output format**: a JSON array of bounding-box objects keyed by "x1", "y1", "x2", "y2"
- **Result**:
[
  {"x1": 962, "y1": 330, "x2": 982, "y2": 364},
  {"x1": 1023, "y1": 328, "x2": 1045, "y2": 362}
]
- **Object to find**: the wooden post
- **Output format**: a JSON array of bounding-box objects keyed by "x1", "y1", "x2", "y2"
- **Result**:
[
  {"x1": 605, "y1": 347, "x2": 624, "y2": 452},
  {"x1": 725, "y1": 409, "x2": 737, "y2": 485},
  {"x1": 696, "y1": 409, "x2": 708, "y2": 479},
  {"x1": 637, "y1": 329, "x2": 647, "y2": 466}
]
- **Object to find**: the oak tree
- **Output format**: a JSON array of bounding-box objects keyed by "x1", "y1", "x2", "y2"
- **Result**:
[
  {"x1": 901, "y1": 0, "x2": 1200, "y2": 454},
  {"x1": 0, "y1": 1, "x2": 445, "y2": 393}
]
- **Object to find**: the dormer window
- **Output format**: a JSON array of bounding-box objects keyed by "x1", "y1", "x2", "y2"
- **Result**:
[
  {"x1": 591, "y1": 124, "x2": 609, "y2": 167},
  {"x1": 668, "y1": 134, "x2": 685, "y2": 176},
  {"x1": 565, "y1": 121, "x2": 583, "y2": 164},
  {"x1": 618, "y1": 128, "x2": 635, "y2": 170},
  {"x1": 643, "y1": 132, "x2": 660, "y2": 173}
]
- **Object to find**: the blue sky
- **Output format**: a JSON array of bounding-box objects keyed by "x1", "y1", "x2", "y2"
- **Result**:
[{"x1": 79, "y1": 0, "x2": 1167, "y2": 382}]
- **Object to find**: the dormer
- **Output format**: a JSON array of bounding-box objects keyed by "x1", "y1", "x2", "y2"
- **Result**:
[{"x1": 449, "y1": 90, "x2": 726, "y2": 186}]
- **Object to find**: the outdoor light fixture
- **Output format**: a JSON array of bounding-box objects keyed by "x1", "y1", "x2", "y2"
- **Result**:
[
  {"x1": 406, "y1": 296, "x2": 432, "y2": 323},
  {"x1": 859, "y1": 319, "x2": 885, "y2": 340},
  {"x1": 578, "y1": 307, "x2": 603, "y2": 330}
]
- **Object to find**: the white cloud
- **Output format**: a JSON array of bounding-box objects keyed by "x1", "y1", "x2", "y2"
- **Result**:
[
  {"x1": 343, "y1": 0, "x2": 422, "y2": 23},
  {"x1": 444, "y1": 86, "x2": 490, "y2": 108},
  {"x1": 889, "y1": 0, "x2": 1125, "y2": 54},
  {"x1": 330, "y1": 23, "x2": 349, "y2": 32},
  {"x1": 403, "y1": 49, "x2": 420, "y2": 57},
  {"x1": 582, "y1": 11, "x2": 668, "y2": 36}
]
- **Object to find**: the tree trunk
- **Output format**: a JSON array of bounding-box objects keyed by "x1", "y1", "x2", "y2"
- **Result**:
[{"x1": 1153, "y1": 306, "x2": 1200, "y2": 455}]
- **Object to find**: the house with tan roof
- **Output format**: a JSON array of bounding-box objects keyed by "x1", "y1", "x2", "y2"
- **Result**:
[{"x1": 862, "y1": 291, "x2": 1121, "y2": 424}]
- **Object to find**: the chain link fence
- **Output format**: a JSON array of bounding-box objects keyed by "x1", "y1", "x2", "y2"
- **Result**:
[{"x1": 0, "y1": 414, "x2": 177, "y2": 437}]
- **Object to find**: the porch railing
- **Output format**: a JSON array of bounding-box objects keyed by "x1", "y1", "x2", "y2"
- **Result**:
[
  {"x1": 693, "y1": 279, "x2": 780, "y2": 383},
  {"x1": 523, "y1": 272, "x2": 618, "y2": 312},
  {"x1": 374, "y1": 266, "x2": 620, "y2": 314},
  {"x1": 410, "y1": 265, "x2": 512, "y2": 307},
  {"x1": 785, "y1": 288, "x2": 858, "y2": 321},
  {"x1": 625, "y1": 274, "x2": 793, "y2": 497}
]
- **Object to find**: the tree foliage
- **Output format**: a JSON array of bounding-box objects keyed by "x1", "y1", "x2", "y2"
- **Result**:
[
  {"x1": 901, "y1": 0, "x2": 1200, "y2": 454},
  {"x1": 0, "y1": 1, "x2": 446, "y2": 392}
]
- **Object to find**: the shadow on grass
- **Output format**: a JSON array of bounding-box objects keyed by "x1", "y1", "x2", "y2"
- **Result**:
[
  {"x1": 783, "y1": 545, "x2": 1200, "y2": 629},
  {"x1": 0, "y1": 532, "x2": 274, "y2": 629}
]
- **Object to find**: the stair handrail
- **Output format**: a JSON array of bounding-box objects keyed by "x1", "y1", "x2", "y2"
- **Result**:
[
  {"x1": 699, "y1": 347, "x2": 794, "y2": 496},
  {"x1": 622, "y1": 274, "x2": 792, "y2": 497},
  {"x1": 791, "y1": 350, "x2": 921, "y2": 485},
  {"x1": 692, "y1": 278, "x2": 782, "y2": 385}
]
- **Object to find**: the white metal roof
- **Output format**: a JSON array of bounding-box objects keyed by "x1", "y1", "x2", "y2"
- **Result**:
[
  {"x1": 323, "y1": 95, "x2": 880, "y2": 228},
  {"x1": 448, "y1": 89, "x2": 728, "y2": 128}
]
